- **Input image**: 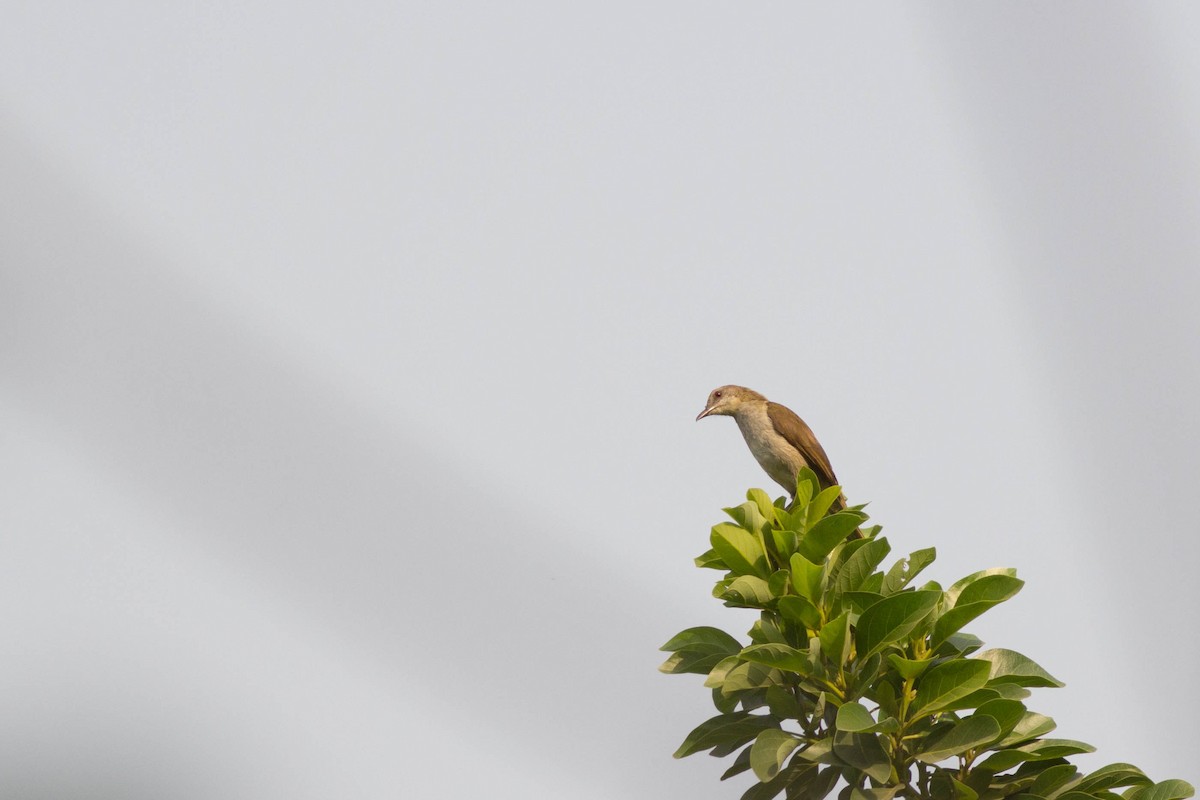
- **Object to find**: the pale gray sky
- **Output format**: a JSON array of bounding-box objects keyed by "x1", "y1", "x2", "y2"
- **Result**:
[{"x1": 2, "y1": 3, "x2": 1197, "y2": 798}]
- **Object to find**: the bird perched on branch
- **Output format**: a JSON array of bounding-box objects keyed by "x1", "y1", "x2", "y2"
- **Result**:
[{"x1": 696, "y1": 385, "x2": 848, "y2": 510}]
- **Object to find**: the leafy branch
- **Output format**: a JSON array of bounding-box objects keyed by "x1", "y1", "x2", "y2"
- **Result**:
[{"x1": 661, "y1": 469, "x2": 1194, "y2": 800}]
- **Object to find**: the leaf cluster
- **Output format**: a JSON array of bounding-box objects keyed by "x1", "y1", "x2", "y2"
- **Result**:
[{"x1": 660, "y1": 470, "x2": 1194, "y2": 800}]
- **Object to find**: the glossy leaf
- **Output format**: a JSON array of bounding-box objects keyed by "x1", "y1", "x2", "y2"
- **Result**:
[
  {"x1": 798, "y1": 511, "x2": 867, "y2": 563},
  {"x1": 711, "y1": 523, "x2": 769, "y2": 578},
  {"x1": 932, "y1": 575, "x2": 1025, "y2": 646},
  {"x1": 722, "y1": 575, "x2": 774, "y2": 607},
  {"x1": 855, "y1": 590, "x2": 941, "y2": 658},
  {"x1": 790, "y1": 553, "x2": 823, "y2": 602},
  {"x1": 887, "y1": 654, "x2": 933, "y2": 681},
  {"x1": 911, "y1": 659, "x2": 993, "y2": 716},
  {"x1": 818, "y1": 611, "x2": 851, "y2": 668}
]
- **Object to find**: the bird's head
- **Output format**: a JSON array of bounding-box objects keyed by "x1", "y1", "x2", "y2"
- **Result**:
[{"x1": 696, "y1": 385, "x2": 765, "y2": 420}]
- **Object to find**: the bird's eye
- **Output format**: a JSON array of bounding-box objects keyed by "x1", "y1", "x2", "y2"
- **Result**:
[{"x1": 714, "y1": 391, "x2": 722, "y2": 398}]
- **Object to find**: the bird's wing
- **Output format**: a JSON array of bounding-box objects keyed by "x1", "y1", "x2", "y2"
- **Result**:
[{"x1": 766, "y1": 402, "x2": 840, "y2": 490}]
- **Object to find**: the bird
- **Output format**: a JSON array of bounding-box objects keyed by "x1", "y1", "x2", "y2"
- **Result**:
[{"x1": 696, "y1": 385, "x2": 847, "y2": 509}]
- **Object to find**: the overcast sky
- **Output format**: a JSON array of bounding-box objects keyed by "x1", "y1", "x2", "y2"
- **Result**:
[{"x1": 2, "y1": 3, "x2": 1198, "y2": 798}]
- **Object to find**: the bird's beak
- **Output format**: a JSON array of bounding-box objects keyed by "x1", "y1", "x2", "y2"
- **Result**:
[{"x1": 696, "y1": 406, "x2": 715, "y2": 421}]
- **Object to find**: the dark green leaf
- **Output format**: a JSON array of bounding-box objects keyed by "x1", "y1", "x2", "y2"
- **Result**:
[
  {"x1": 833, "y1": 730, "x2": 891, "y2": 783},
  {"x1": 750, "y1": 617, "x2": 789, "y2": 645},
  {"x1": 914, "y1": 716, "x2": 1002, "y2": 763},
  {"x1": 674, "y1": 712, "x2": 779, "y2": 758},
  {"x1": 912, "y1": 659, "x2": 993, "y2": 716},
  {"x1": 799, "y1": 511, "x2": 868, "y2": 563},
  {"x1": 938, "y1": 632, "x2": 985, "y2": 657},
  {"x1": 791, "y1": 767, "x2": 842, "y2": 800},
  {"x1": 751, "y1": 729, "x2": 804, "y2": 782},
  {"x1": 850, "y1": 789, "x2": 903, "y2": 800},
  {"x1": 779, "y1": 595, "x2": 822, "y2": 630},
  {"x1": 977, "y1": 649, "x2": 1065, "y2": 688},
  {"x1": 855, "y1": 590, "x2": 941, "y2": 659},
  {"x1": 721, "y1": 744, "x2": 754, "y2": 780},
  {"x1": 711, "y1": 523, "x2": 769, "y2": 578},
  {"x1": 766, "y1": 685, "x2": 804, "y2": 719},
  {"x1": 741, "y1": 643, "x2": 812, "y2": 674}
]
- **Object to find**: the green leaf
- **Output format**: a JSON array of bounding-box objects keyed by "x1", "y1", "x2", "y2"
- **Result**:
[
  {"x1": 695, "y1": 548, "x2": 730, "y2": 570},
  {"x1": 749, "y1": 617, "x2": 788, "y2": 645},
  {"x1": 793, "y1": 468, "x2": 820, "y2": 507},
  {"x1": 842, "y1": 590, "x2": 886, "y2": 615},
  {"x1": 659, "y1": 626, "x2": 744, "y2": 674},
  {"x1": 938, "y1": 632, "x2": 984, "y2": 657},
  {"x1": 722, "y1": 575, "x2": 774, "y2": 607},
  {"x1": 799, "y1": 511, "x2": 867, "y2": 562},
  {"x1": 1028, "y1": 764, "x2": 1081, "y2": 798},
  {"x1": 721, "y1": 661, "x2": 783, "y2": 695},
  {"x1": 765, "y1": 685, "x2": 804, "y2": 719},
  {"x1": 970, "y1": 698, "x2": 1027, "y2": 743},
  {"x1": 882, "y1": 547, "x2": 937, "y2": 595},
  {"x1": 771, "y1": 528, "x2": 801, "y2": 558},
  {"x1": 851, "y1": 789, "x2": 903, "y2": 800},
  {"x1": 806, "y1": 484, "x2": 845, "y2": 526},
  {"x1": 911, "y1": 659, "x2": 993, "y2": 716},
  {"x1": 914, "y1": 716, "x2": 1002, "y2": 763},
  {"x1": 1075, "y1": 764, "x2": 1152, "y2": 793},
  {"x1": 704, "y1": 655, "x2": 741, "y2": 689},
  {"x1": 750, "y1": 728, "x2": 803, "y2": 782},
  {"x1": 673, "y1": 712, "x2": 779, "y2": 758},
  {"x1": 944, "y1": 567, "x2": 1018, "y2": 606},
  {"x1": 747, "y1": 488, "x2": 779, "y2": 524},
  {"x1": 790, "y1": 553, "x2": 824, "y2": 602},
  {"x1": 855, "y1": 590, "x2": 941, "y2": 659},
  {"x1": 818, "y1": 611, "x2": 851, "y2": 668},
  {"x1": 720, "y1": 744, "x2": 754, "y2": 780},
  {"x1": 977, "y1": 649, "x2": 1065, "y2": 688},
  {"x1": 768, "y1": 569, "x2": 791, "y2": 597},
  {"x1": 661, "y1": 626, "x2": 744, "y2": 654},
  {"x1": 996, "y1": 711, "x2": 1057, "y2": 747},
  {"x1": 711, "y1": 523, "x2": 769, "y2": 578},
  {"x1": 835, "y1": 702, "x2": 875, "y2": 732},
  {"x1": 977, "y1": 739, "x2": 1096, "y2": 771},
  {"x1": 833, "y1": 730, "x2": 892, "y2": 783},
  {"x1": 778, "y1": 595, "x2": 822, "y2": 630},
  {"x1": 834, "y1": 538, "x2": 892, "y2": 595},
  {"x1": 740, "y1": 643, "x2": 812, "y2": 674},
  {"x1": 932, "y1": 575, "x2": 1025, "y2": 646},
  {"x1": 887, "y1": 654, "x2": 933, "y2": 681},
  {"x1": 1127, "y1": 780, "x2": 1196, "y2": 800}
]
